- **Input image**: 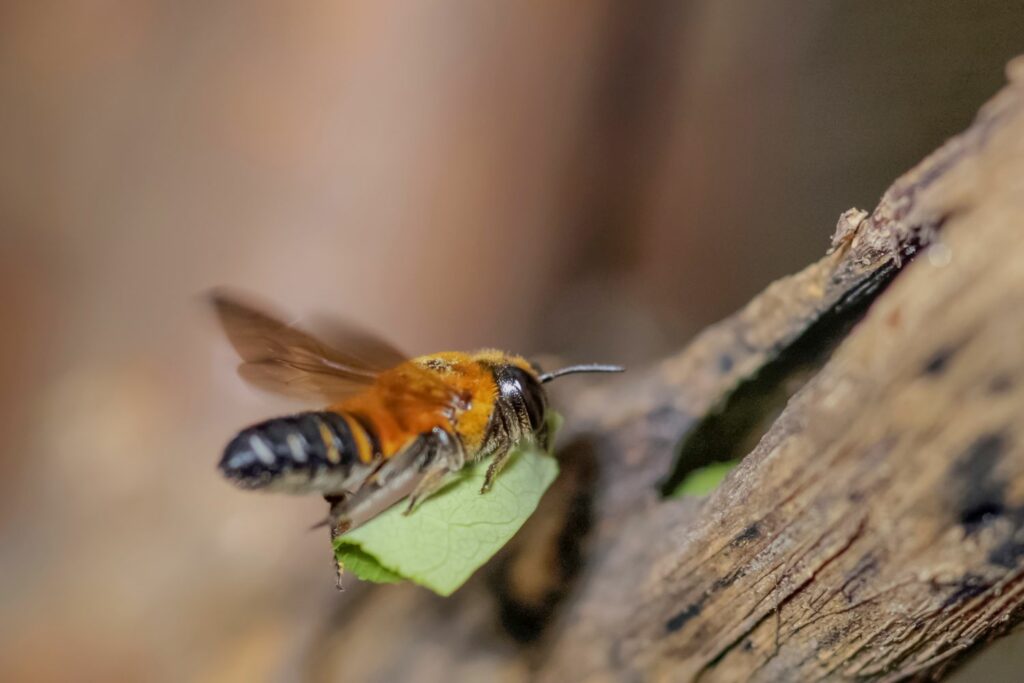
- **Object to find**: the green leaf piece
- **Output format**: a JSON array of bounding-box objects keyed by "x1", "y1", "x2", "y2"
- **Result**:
[
  {"x1": 333, "y1": 414, "x2": 562, "y2": 596},
  {"x1": 672, "y1": 459, "x2": 739, "y2": 497}
]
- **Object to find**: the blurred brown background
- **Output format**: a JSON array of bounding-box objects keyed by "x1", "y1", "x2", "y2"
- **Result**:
[{"x1": 1, "y1": 1, "x2": 1022, "y2": 681}]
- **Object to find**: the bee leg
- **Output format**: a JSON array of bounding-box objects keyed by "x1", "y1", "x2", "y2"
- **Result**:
[
  {"x1": 430, "y1": 426, "x2": 466, "y2": 470},
  {"x1": 475, "y1": 418, "x2": 513, "y2": 493},
  {"x1": 328, "y1": 517, "x2": 352, "y2": 591},
  {"x1": 404, "y1": 428, "x2": 464, "y2": 514},
  {"x1": 481, "y1": 438, "x2": 515, "y2": 494},
  {"x1": 308, "y1": 492, "x2": 348, "y2": 530},
  {"x1": 481, "y1": 395, "x2": 536, "y2": 493},
  {"x1": 481, "y1": 451, "x2": 507, "y2": 493},
  {"x1": 403, "y1": 466, "x2": 449, "y2": 514}
]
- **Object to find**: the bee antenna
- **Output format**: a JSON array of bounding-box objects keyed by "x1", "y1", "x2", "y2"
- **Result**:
[{"x1": 538, "y1": 364, "x2": 624, "y2": 384}]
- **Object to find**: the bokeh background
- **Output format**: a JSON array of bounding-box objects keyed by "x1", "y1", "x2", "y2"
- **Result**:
[{"x1": 2, "y1": 2, "x2": 1022, "y2": 681}]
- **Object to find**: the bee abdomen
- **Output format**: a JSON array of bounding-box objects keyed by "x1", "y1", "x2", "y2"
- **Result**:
[{"x1": 219, "y1": 411, "x2": 372, "y2": 493}]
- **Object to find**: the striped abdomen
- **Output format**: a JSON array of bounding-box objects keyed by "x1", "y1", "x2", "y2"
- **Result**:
[{"x1": 219, "y1": 411, "x2": 379, "y2": 494}]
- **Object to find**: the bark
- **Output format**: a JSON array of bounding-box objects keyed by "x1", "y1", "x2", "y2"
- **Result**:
[{"x1": 304, "y1": 57, "x2": 1024, "y2": 682}]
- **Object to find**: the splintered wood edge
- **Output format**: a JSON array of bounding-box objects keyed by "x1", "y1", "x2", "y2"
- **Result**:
[{"x1": 537, "y1": 65, "x2": 1024, "y2": 681}]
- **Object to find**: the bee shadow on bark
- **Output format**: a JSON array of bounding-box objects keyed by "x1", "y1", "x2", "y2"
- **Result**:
[{"x1": 487, "y1": 436, "x2": 599, "y2": 643}]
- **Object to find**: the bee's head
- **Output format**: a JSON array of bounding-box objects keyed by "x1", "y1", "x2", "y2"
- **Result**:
[
  {"x1": 490, "y1": 356, "x2": 624, "y2": 444},
  {"x1": 494, "y1": 361, "x2": 549, "y2": 437}
]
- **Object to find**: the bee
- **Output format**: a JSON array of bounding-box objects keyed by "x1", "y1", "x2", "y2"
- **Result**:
[{"x1": 211, "y1": 292, "x2": 622, "y2": 536}]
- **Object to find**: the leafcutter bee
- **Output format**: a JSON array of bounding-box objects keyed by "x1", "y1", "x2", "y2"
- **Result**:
[{"x1": 211, "y1": 292, "x2": 622, "y2": 538}]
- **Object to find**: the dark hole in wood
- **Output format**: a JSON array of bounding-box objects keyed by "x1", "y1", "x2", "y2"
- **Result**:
[
  {"x1": 659, "y1": 263, "x2": 899, "y2": 496},
  {"x1": 665, "y1": 598, "x2": 706, "y2": 633}
]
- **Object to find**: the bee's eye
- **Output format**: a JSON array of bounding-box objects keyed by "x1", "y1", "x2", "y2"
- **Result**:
[{"x1": 500, "y1": 366, "x2": 547, "y2": 432}]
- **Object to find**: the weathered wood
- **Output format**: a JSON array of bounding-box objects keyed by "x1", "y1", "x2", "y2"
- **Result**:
[{"x1": 304, "y1": 58, "x2": 1024, "y2": 682}]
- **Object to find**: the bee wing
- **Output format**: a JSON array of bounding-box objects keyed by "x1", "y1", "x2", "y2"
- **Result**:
[
  {"x1": 307, "y1": 313, "x2": 408, "y2": 371},
  {"x1": 210, "y1": 290, "x2": 406, "y2": 402}
]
